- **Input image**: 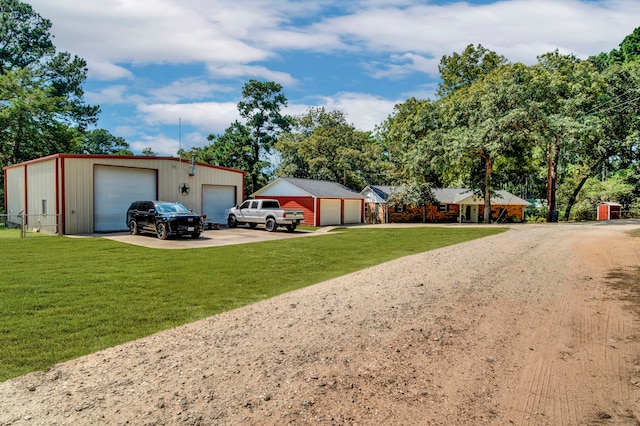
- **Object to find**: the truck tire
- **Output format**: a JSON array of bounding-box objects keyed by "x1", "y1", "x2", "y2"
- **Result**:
[
  {"x1": 286, "y1": 224, "x2": 297, "y2": 232},
  {"x1": 227, "y1": 215, "x2": 238, "y2": 228},
  {"x1": 265, "y1": 217, "x2": 277, "y2": 232}
]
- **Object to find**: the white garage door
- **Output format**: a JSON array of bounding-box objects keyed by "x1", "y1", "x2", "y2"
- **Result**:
[
  {"x1": 202, "y1": 185, "x2": 237, "y2": 225},
  {"x1": 343, "y1": 199, "x2": 362, "y2": 224},
  {"x1": 94, "y1": 166, "x2": 156, "y2": 232},
  {"x1": 320, "y1": 199, "x2": 341, "y2": 226}
]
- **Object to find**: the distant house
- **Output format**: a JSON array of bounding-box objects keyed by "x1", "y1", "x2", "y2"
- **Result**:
[
  {"x1": 252, "y1": 177, "x2": 365, "y2": 226},
  {"x1": 360, "y1": 186, "x2": 530, "y2": 224}
]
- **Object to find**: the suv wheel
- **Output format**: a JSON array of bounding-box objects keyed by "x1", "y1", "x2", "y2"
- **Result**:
[
  {"x1": 129, "y1": 220, "x2": 139, "y2": 235},
  {"x1": 227, "y1": 215, "x2": 238, "y2": 228},
  {"x1": 156, "y1": 222, "x2": 169, "y2": 240}
]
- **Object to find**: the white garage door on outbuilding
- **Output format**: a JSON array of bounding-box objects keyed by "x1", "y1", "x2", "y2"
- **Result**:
[
  {"x1": 343, "y1": 199, "x2": 362, "y2": 224},
  {"x1": 94, "y1": 165, "x2": 157, "y2": 232},
  {"x1": 202, "y1": 185, "x2": 237, "y2": 224},
  {"x1": 320, "y1": 199, "x2": 341, "y2": 225}
]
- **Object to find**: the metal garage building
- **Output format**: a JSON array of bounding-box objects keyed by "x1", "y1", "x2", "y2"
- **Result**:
[
  {"x1": 252, "y1": 177, "x2": 364, "y2": 226},
  {"x1": 3, "y1": 154, "x2": 244, "y2": 235}
]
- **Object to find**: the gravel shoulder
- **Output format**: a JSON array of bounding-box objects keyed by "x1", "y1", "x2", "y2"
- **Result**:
[{"x1": 1, "y1": 222, "x2": 640, "y2": 425}]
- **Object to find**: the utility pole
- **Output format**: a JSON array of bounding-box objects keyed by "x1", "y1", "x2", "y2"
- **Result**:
[{"x1": 546, "y1": 137, "x2": 558, "y2": 222}]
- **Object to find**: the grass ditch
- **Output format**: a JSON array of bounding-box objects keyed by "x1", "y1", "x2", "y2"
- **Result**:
[{"x1": 0, "y1": 226, "x2": 505, "y2": 381}]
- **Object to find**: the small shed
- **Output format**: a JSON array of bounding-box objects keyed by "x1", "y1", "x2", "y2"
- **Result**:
[
  {"x1": 251, "y1": 177, "x2": 364, "y2": 226},
  {"x1": 597, "y1": 202, "x2": 622, "y2": 221}
]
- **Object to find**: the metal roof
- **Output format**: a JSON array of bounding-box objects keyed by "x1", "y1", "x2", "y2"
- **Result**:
[
  {"x1": 257, "y1": 177, "x2": 365, "y2": 198},
  {"x1": 365, "y1": 185, "x2": 401, "y2": 201}
]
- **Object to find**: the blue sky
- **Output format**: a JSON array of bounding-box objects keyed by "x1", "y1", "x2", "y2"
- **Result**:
[{"x1": 28, "y1": 0, "x2": 640, "y2": 156}]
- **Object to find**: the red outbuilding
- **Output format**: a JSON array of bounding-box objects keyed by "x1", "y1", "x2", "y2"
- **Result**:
[
  {"x1": 597, "y1": 202, "x2": 622, "y2": 221},
  {"x1": 251, "y1": 177, "x2": 364, "y2": 226}
]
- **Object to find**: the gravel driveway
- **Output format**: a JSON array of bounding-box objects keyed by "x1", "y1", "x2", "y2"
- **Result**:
[{"x1": 1, "y1": 221, "x2": 640, "y2": 425}]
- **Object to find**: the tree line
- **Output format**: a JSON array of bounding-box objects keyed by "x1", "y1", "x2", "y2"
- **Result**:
[
  {"x1": 187, "y1": 29, "x2": 639, "y2": 222},
  {"x1": 2, "y1": 0, "x2": 638, "y2": 222}
]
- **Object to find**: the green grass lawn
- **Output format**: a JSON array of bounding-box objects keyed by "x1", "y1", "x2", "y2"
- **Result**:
[
  {"x1": 0, "y1": 226, "x2": 505, "y2": 381},
  {"x1": 0, "y1": 228, "x2": 23, "y2": 238}
]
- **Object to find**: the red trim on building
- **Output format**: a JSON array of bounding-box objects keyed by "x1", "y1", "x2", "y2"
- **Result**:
[
  {"x1": 23, "y1": 165, "x2": 28, "y2": 214},
  {"x1": 2, "y1": 154, "x2": 246, "y2": 177},
  {"x1": 56, "y1": 157, "x2": 62, "y2": 234},
  {"x1": 2, "y1": 167, "x2": 6, "y2": 212}
]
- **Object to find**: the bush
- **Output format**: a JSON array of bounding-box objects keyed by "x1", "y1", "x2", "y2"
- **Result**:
[
  {"x1": 572, "y1": 201, "x2": 596, "y2": 221},
  {"x1": 525, "y1": 206, "x2": 546, "y2": 223}
]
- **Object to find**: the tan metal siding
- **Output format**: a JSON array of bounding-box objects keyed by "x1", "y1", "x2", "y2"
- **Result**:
[
  {"x1": 63, "y1": 157, "x2": 95, "y2": 234},
  {"x1": 61, "y1": 157, "x2": 243, "y2": 234},
  {"x1": 25, "y1": 159, "x2": 57, "y2": 231},
  {"x1": 162, "y1": 162, "x2": 244, "y2": 215},
  {"x1": 5, "y1": 166, "x2": 25, "y2": 224}
]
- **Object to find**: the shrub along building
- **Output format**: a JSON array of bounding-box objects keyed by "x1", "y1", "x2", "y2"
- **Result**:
[
  {"x1": 361, "y1": 186, "x2": 530, "y2": 224},
  {"x1": 3, "y1": 154, "x2": 244, "y2": 235}
]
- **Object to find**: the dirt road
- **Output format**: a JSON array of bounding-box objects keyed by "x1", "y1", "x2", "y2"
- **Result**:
[{"x1": 1, "y1": 222, "x2": 639, "y2": 425}]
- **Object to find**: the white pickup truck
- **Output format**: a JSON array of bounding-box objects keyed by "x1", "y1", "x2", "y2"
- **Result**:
[{"x1": 226, "y1": 199, "x2": 305, "y2": 232}]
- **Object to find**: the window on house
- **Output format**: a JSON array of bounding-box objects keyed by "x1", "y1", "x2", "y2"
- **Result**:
[
  {"x1": 438, "y1": 204, "x2": 448, "y2": 212},
  {"x1": 42, "y1": 199, "x2": 47, "y2": 215},
  {"x1": 396, "y1": 205, "x2": 404, "y2": 212}
]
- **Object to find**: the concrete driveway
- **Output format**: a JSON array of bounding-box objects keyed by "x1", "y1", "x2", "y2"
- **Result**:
[{"x1": 97, "y1": 226, "x2": 328, "y2": 249}]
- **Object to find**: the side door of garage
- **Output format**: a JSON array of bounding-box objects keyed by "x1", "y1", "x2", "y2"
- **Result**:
[{"x1": 94, "y1": 166, "x2": 157, "y2": 232}]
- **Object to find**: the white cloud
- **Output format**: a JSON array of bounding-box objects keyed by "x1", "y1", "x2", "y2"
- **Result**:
[
  {"x1": 29, "y1": 0, "x2": 639, "y2": 81},
  {"x1": 31, "y1": 0, "x2": 273, "y2": 69},
  {"x1": 137, "y1": 101, "x2": 240, "y2": 134},
  {"x1": 147, "y1": 78, "x2": 232, "y2": 103},
  {"x1": 87, "y1": 61, "x2": 134, "y2": 81},
  {"x1": 85, "y1": 85, "x2": 144, "y2": 105},
  {"x1": 314, "y1": 0, "x2": 640, "y2": 72},
  {"x1": 367, "y1": 53, "x2": 441, "y2": 79},
  {"x1": 309, "y1": 92, "x2": 401, "y2": 131},
  {"x1": 206, "y1": 64, "x2": 298, "y2": 87},
  {"x1": 130, "y1": 133, "x2": 180, "y2": 157}
]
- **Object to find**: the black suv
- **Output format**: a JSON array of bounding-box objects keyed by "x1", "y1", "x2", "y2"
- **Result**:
[{"x1": 126, "y1": 201, "x2": 204, "y2": 239}]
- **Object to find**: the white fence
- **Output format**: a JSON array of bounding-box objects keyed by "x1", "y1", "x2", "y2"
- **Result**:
[{"x1": 1, "y1": 213, "x2": 62, "y2": 237}]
